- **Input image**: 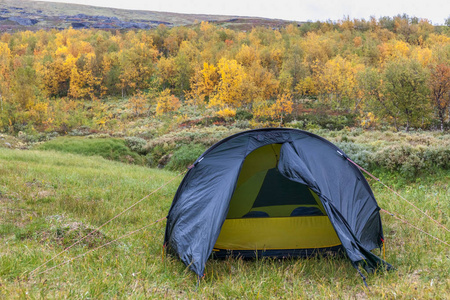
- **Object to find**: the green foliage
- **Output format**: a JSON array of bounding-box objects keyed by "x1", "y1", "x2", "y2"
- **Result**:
[
  {"x1": 235, "y1": 109, "x2": 253, "y2": 120},
  {"x1": 166, "y1": 144, "x2": 206, "y2": 171},
  {"x1": 373, "y1": 144, "x2": 450, "y2": 178},
  {"x1": 315, "y1": 130, "x2": 450, "y2": 178},
  {"x1": 334, "y1": 141, "x2": 374, "y2": 169},
  {"x1": 288, "y1": 113, "x2": 356, "y2": 130},
  {"x1": 124, "y1": 136, "x2": 147, "y2": 154},
  {"x1": 382, "y1": 58, "x2": 431, "y2": 131},
  {"x1": 334, "y1": 134, "x2": 450, "y2": 178},
  {"x1": 35, "y1": 137, "x2": 144, "y2": 165},
  {"x1": 143, "y1": 126, "x2": 241, "y2": 169}
]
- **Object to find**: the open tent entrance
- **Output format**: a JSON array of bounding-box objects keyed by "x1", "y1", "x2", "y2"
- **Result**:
[{"x1": 214, "y1": 143, "x2": 342, "y2": 256}]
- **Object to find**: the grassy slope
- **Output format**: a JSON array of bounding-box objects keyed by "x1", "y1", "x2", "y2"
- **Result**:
[
  {"x1": 0, "y1": 148, "x2": 449, "y2": 298},
  {"x1": 34, "y1": 136, "x2": 144, "y2": 165}
]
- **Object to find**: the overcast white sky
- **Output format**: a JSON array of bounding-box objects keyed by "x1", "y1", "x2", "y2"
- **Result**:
[{"x1": 37, "y1": 0, "x2": 450, "y2": 25}]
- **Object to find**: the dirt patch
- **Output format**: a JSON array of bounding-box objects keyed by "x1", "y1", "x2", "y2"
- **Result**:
[
  {"x1": 53, "y1": 222, "x2": 110, "y2": 248},
  {"x1": 40, "y1": 216, "x2": 111, "y2": 249},
  {"x1": 37, "y1": 190, "x2": 53, "y2": 198}
]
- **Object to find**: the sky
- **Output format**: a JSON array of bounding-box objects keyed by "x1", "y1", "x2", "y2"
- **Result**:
[{"x1": 36, "y1": 0, "x2": 450, "y2": 25}]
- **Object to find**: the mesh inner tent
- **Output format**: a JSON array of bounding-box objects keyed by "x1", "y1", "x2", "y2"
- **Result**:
[{"x1": 226, "y1": 144, "x2": 325, "y2": 219}]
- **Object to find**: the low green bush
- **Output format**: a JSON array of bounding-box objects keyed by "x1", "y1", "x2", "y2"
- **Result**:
[
  {"x1": 165, "y1": 144, "x2": 206, "y2": 171},
  {"x1": 35, "y1": 137, "x2": 144, "y2": 165},
  {"x1": 235, "y1": 110, "x2": 253, "y2": 120},
  {"x1": 143, "y1": 127, "x2": 242, "y2": 168},
  {"x1": 334, "y1": 138, "x2": 450, "y2": 179},
  {"x1": 289, "y1": 113, "x2": 357, "y2": 131},
  {"x1": 125, "y1": 136, "x2": 147, "y2": 154},
  {"x1": 334, "y1": 141, "x2": 374, "y2": 169},
  {"x1": 373, "y1": 144, "x2": 450, "y2": 178}
]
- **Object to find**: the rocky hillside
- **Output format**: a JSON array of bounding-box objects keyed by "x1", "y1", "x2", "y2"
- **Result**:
[{"x1": 0, "y1": 0, "x2": 291, "y2": 31}]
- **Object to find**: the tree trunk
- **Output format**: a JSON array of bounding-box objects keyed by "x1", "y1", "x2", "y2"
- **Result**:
[{"x1": 438, "y1": 110, "x2": 444, "y2": 132}]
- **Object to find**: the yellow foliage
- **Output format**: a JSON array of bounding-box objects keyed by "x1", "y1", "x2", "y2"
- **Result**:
[
  {"x1": 64, "y1": 53, "x2": 101, "y2": 99},
  {"x1": 156, "y1": 89, "x2": 181, "y2": 115},
  {"x1": 313, "y1": 56, "x2": 362, "y2": 106},
  {"x1": 295, "y1": 76, "x2": 318, "y2": 96},
  {"x1": 158, "y1": 57, "x2": 177, "y2": 87},
  {"x1": 201, "y1": 63, "x2": 219, "y2": 97},
  {"x1": 359, "y1": 111, "x2": 378, "y2": 128},
  {"x1": 236, "y1": 45, "x2": 260, "y2": 67},
  {"x1": 55, "y1": 45, "x2": 69, "y2": 56},
  {"x1": 246, "y1": 63, "x2": 279, "y2": 100},
  {"x1": 426, "y1": 33, "x2": 450, "y2": 46},
  {"x1": 411, "y1": 47, "x2": 433, "y2": 67},
  {"x1": 252, "y1": 100, "x2": 271, "y2": 119},
  {"x1": 200, "y1": 21, "x2": 214, "y2": 32},
  {"x1": 285, "y1": 24, "x2": 299, "y2": 35},
  {"x1": 210, "y1": 58, "x2": 247, "y2": 109},
  {"x1": 270, "y1": 93, "x2": 294, "y2": 121},
  {"x1": 29, "y1": 101, "x2": 52, "y2": 128},
  {"x1": 301, "y1": 32, "x2": 333, "y2": 64},
  {"x1": 32, "y1": 101, "x2": 49, "y2": 114},
  {"x1": 0, "y1": 42, "x2": 11, "y2": 60},
  {"x1": 0, "y1": 23, "x2": 449, "y2": 132},
  {"x1": 378, "y1": 40, "x2": 410, "y2": 63},
  {"x1": 186, "y1": 62, "x2": 219, "y2": 106},
  {"x1": 253, "y1": 93, "x2": 293, "y2": 125},
  {"x1": 127, "y1": 91, "x2": 149, "y2": 117},
  {"x1": 215, "y1": 108, "x2": 236, "y2": 119}
]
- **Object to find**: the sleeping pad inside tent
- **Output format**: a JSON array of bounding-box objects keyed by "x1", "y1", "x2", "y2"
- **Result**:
[
  {"x1": 164, "y1": 128, "x2": 393, "y2": 278},
  {"x1": 213, "y1": 143, "x2": 342, "y2": 257}
]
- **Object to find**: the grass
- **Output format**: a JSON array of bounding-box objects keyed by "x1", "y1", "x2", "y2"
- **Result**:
[
  {"x1": 34, "y1": 136, "x2": 144, "y2": 165},
  {"x1": 0, "y1": 147, "x2": 449, "y2": 298}
]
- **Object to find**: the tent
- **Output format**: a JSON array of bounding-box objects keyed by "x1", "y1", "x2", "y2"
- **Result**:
[{"x1": 164, "y1": 128, "x2": 392, "y2": 277}]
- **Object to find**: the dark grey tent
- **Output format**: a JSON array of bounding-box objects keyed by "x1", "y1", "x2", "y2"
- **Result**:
[{"x1": 164, "y1": 128, "x2": 392, "y2": 277}]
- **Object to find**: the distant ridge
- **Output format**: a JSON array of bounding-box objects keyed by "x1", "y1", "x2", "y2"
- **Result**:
[{"x1": 0, "y1": 0, "x2": 293, "y2": 31}]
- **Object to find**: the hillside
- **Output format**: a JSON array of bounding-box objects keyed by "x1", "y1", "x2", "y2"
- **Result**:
[
  {"x1": 0, "y1": 0, "x2": 291, "y2": 31},
  {"x1": 0, "y1": 146, "x2": 449, "y2": 298}
]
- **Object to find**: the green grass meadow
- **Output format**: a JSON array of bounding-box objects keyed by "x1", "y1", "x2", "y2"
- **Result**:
[{"x1": 0, "y1": 147, "x2": 449, "y2": 299}]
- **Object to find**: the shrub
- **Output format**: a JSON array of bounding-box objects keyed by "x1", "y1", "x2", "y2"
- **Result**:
[
  {"x1": 17, "y1": 131, "x2": 59, "y2": 144},
  {"x1": 35, "y1": 137, "x2": 143, "y2": 165},
  {"x1": 216, "y1": 108, "x2": 236, "y2": 119},
  {"x1": 125, "y1": 136, "x2": 147, "y2": 154},
  {"x1": 233, "y1": 120, "x2": 251, "y2": 129},
  {"x1": 292, "y1": 113, "x2": 356, "y2": 130},
  {"x1": 235, "y1": 110, "x2": 253, "y2": 120},
  {"x1": 69, "y1": 126, "x2": 92, "y2": 136},
  {"x1": 336, "y1": 136, "x2": 450, "y2": 179},
  {"x1": 423, "y1": 146, "x2": 450, "y2": 169},
  {"x1": 371, "y1": 143, "x2": 450, "y2": 178},
  {"x1": 165, "y1": 144, "x2": 206, "y2": 171},
  {"x1": 334, "y1": 141, "x2": 375, "y2": 169}
]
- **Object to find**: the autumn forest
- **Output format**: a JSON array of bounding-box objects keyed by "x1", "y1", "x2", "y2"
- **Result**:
[{"x1": 1, "y1": 15, "x2": 450, "y2": 134}]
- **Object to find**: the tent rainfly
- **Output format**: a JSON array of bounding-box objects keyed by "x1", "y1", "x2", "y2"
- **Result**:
[{"x1": 164, "y1": 128, "x2": 392, "y2": 277}]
